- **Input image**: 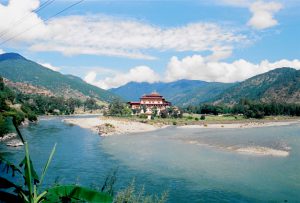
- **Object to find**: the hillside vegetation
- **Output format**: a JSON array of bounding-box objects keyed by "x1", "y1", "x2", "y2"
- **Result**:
[
  {"x1": 213, "y1": 68, "x2": 300, "y2": 104},
  {"x1": 0, "y1": 53, "x2": 118, "y2": 102}
]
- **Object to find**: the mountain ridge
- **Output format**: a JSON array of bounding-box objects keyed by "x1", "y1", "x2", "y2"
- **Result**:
[{"x1": 110, "y1": 79, "x2": 234, "y2": 106}]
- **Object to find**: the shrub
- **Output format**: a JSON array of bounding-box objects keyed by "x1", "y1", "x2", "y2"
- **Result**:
[
  {"x1": 173, "y1": 121, "x2": 177, "y2": 125},
  {"x1": 104, "y1": 123, "x2": 115, "y2": 128},
  {"x1": 200, "y1": 115, "x2": 205, "y2": 120},
  {"x1": 0, "y1": 115, "x2": 10, "y2": 136},
  {"x1": 195, "y1": 117, "x2": 199, "y2": 121},
  {"x1": 114, "y1": 180, "x2": 168, "y2": 203},
  {"x1": 139, "y1": 114, "x2": 148, "y2": 119},
  {"x1": 4, "y1": 110, "x2": 26, "y2": 125}
]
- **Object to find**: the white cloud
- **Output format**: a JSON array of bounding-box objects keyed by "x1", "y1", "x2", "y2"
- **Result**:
[
  {"x1": 83, "y1": 55, "x2": 300, "y2": 89},
  {"x1": 0, "y1": 0, "x2": 47, "y2": 42},
  {"x1": 84, "y1": 71, "x2": 97, "y2": 84},
  {"x1": 0, "y1": 49, "x2": 4, "y2": 54},
  {"x1": 165, "y1": 55, "x2": 300, "y2": 83},
  {"x1": 217, "y1": 0, "x2": 283, "y2": 30},
  {"x1": 31, "y1": 16, "x2": 245, "y2": 59},
  {"x1": 40, "y1": 62, "x2": 61, "y2": 71},
  {"x1": 247, "y1": 1, "x2": 282, "y2": 29},
  {"x1": 84, "y1": 66, "x2": 160, "y2": 89},
  {"x1": 0, "y1": 0, "x2": 246, "y2": 59}
]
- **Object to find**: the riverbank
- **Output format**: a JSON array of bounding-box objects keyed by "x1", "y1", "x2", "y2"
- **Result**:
[
  {"x1": 63, "y1": 115, "x2": 300, "y2": 137},
  {"x1": 63, "y1": 116, "x2": 161, "y2": 136},
  {"x1": 178, "y1": 120, "x2": 299, "y2": 129}
]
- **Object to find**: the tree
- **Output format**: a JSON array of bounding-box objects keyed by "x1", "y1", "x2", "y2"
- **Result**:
[
  {"x1": 84, "y1": 98, "x2": 99, "y2": 111},
  {"x1": 0, "y1": 77, "x2": 4, "y2": 91},
  {"x1": 108, "y1": 99, "x2": 131, "y2": 116},
  {"x1": 160, "y1": 110, "x2": 168, "y2": 118}
]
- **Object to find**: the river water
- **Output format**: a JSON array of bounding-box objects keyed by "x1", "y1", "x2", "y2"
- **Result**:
[{"x1": 1, "y1": 116, "x2": 300, "y2": 202}]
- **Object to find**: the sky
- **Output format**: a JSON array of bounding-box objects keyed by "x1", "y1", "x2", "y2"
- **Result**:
[{"x1": 0, "y1": 0, "x2": 300, "y2": 89}]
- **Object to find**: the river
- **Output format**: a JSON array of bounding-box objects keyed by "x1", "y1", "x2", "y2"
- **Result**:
[{"x1": 1, "y1": 116, "x2": 300, "y2": 202}]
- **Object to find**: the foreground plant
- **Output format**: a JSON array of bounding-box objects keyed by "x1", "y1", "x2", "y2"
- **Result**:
[{"x1": 0, "y1": 120, "x2": 113, "y2": 203}]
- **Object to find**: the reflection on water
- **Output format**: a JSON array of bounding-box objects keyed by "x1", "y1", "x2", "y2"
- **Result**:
[{"x1": 1, "y1": 117, "x2": 300, "y2": 203}]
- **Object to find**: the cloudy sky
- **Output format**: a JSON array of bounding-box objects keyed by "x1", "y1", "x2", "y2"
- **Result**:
[{"x1": 1, "y1": 0, "x2": 300, "y2": 89}]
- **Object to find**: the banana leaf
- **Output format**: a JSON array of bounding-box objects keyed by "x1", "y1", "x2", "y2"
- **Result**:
[{"x1": 44, "y1": 185, "x2": 113, "y2": 203}]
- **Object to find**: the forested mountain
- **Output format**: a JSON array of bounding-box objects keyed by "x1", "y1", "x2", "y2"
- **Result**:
[
  {"x1": 110, "y1": 80, "x2": 234, "y2": 106},
  {"x1": 0, "y1": 53, "x2": 118, "y2": 102},
  {"x1": 213, "y1": 68, "x2": 300, "y2": 104}
]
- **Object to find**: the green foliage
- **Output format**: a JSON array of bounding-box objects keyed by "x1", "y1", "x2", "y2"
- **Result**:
[
  {"x1": 84, "y1": 98, "x2": 99, "y2": 111},
  {"x1": 108, "y1": 99, "x2": 131, "y2": 117},
  {"x1": 114, "y1": 180, "x2": 168, "y2": 203},
  {"x1": 200, "y1": 115, "x2": 206, "y2": 120},
  {"x1": 3, "y1": 110, "x2": 26, "y2": 125},
  {"x1": 0, "y1": 115, "x2": 10, "y2": 135},
  {"x1": 0, "y1": 78, "x2": 14, "y2": 111},
  {"x1": 16, "y1": 93, "x2": 87, "y2": 116},
  {"x1": 185, "y1": 99, "x2": 300, "y2": 119},
  {"x1": 44, "y1": 185, "x2": 113, "y2": 203},
  {"x1": 160, "y1": 110, "x2": 168, "y2": 118},
  {"x1": 0, "y1": 141, "x2": 56, "y2": 203},
  {"x1": 139, "y1": 114, "x2": 148, "y2": 119}
]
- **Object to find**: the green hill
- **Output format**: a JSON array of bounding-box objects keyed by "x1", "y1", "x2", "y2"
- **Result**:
[
  {"x1": 0, "y1": 53, "x2": 118, "y2": 102},
  {"x1": 213, "y1": 67, "x2": 300, "y2": 104}
]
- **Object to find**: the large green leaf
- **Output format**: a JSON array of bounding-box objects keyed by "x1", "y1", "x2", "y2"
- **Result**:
[
  {"x1": 39, "y1": 143, "x2": 56, "y2": 188},
  {"x1": 44, "y1": 185, "x2": 113, "y2": 203}
]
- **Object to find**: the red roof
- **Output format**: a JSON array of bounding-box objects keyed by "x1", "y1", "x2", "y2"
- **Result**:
[{"x1": 128, "y1": 92, "x2": 171, "y2": 106}]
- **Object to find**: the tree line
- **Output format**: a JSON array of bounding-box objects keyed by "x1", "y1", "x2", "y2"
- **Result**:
[
  {"x1": 0, "y1": 77, "x2": 103, "y2": 137},
  {"x1": 185, "y1": 99, "x2": 300, "y2": 119}
]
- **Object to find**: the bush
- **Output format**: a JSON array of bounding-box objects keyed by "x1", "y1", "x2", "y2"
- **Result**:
[
  {"x1": 187, "y1": 116, "x2": 193, "y2": 120},
  {"x1": 0, "y1": 115, "x2": 10, "y2": 136},
  {"x1": 139, "y1": 114, "x2": 148, "y2": 119},
  {"x1": 4, "y1": 110, "x2": 26, "y2": 125},
  {"x1": 173, "y1": 121, "x2": 177, "y2": 125},
  {"x1": 195, "y1": 117, "x2": 199, "y2": 121},
  {"x1": 200, "y1": 115, "x2": 205, "y2": 120},
  {"x1": 114, "y1": 180, "x2": 168, "y2": 203},
  {"x1": 160, "y1": 110, "x2": 168, "y2": 118}
]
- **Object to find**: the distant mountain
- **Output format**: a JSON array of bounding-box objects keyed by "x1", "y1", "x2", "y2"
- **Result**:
[
  {"x1": 110, "y1": 80, "x2": 234, "y2": 106},
  {"x1": 213, "y1": 67, "x2": 300, "y2": 104},
  {"x1": 0, "y1": 53, "x2": 118, "y2": 102}
]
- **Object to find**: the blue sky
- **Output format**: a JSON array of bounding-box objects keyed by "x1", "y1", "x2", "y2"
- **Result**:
[{"x1": 1, "y1": 0, "x2": 300, "y2": 89}]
